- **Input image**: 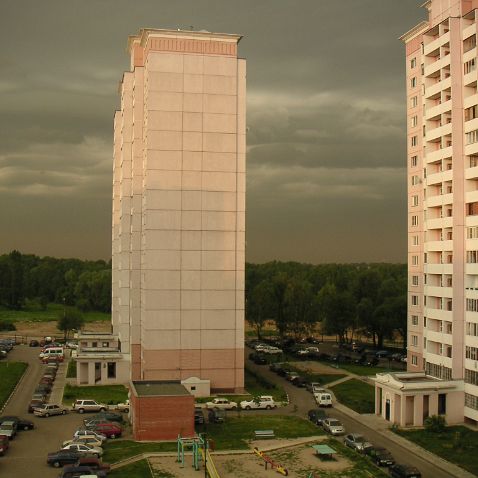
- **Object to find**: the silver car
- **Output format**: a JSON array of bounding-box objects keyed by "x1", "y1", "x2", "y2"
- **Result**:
[
  {"x1": 344, "y1": 433, "x2": 373, "y2": 452},
  {"x1": 33, "y1": 404, "x2": 68, "y2": 417},
  {"x1": 322, "y1": 418, "x2": 345, "y2": 435}
]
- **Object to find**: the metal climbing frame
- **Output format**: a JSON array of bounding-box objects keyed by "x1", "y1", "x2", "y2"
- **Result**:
[{"x1": 177, "y1": 434, "x2": 206, "y2": 471}]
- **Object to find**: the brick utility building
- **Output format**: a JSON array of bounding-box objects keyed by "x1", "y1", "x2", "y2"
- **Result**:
[
  {"x1": 110, "y1": 28, "x2": 246, "y2": 396},
  {"x1": 375, "y1": 0, "x2": 478, "y2": 427}
]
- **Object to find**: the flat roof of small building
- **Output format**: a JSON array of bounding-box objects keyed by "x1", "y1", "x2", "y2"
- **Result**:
[{"x1": 132, "y1": 380, "x2": 191, "y2": 397}]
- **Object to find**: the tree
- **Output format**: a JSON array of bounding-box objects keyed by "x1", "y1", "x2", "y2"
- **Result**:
[
  {"x1": 286, "y1": 278, "x2": 318, "y2": 338},
  {"x1": 270, "y1": 273, "x2": 290, "y2": 338},
  {"x1": 246, "y1": 280, "x2": 273, "y2": 340},
  {"x1": 57, "y1": 307, "x2": 85, "y2": 341},
  {"x1": 424, "y1": 415, "x2": 446, "y2": 433}
]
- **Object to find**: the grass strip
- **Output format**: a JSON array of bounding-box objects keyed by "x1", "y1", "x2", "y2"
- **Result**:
[
  {"x1": 0, "y1": 361, "x2": 28, "y2": 409},
  {"x1": 330, "y1": 378, "x2": 374, "y2": 414}
]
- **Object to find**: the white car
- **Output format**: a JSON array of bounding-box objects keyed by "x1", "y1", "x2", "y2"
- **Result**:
[
  {"x1": 314, "y1": 390, "x2": 333, "y2": 407},
  {"x1": 72, "y1": 399, "x2": 107, "y2": 413},
  {"x1": 62, "y1": 443, "x2": 103, "y2": 457},
  {"x1": 62, "y1": 436, "x2": 104, "y2": 448},
  {"x1": 73, "y1": 429, "x2": 107, "y2": 442},
  {"x1": 262, "y1": 346, "x2": 283, "y2": 355},
  {"x1": 240, "y1": 395, "x2": 277, "y2": 410},
  {"x1": 115, "y1": 400, "x2": 130, "y2": 413},
  {"x1": 322, "y1": 418, "x2": 345, "y2": 435},
  {"x1": 205, "y1": 398, "x2": 238, "y2": 410}
]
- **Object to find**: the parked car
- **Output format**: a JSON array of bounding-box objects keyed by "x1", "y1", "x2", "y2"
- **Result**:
[
  {"x1": 47, "y1": 450, "x2": 82, "y2": 468},
  {"x1": 366, "y1": 447, "x2": 395, "y2": 466},
  {"x1": 285, "y1": 371, "x2": 300, "y2": 382},
  {"x1": 73, "y1": 400, "x2": 107, "y2": 414},
  {"x1": 90, "y1": 422, "x2": 122, "y2": 439},
  {"x1": 83, "y1": 418, "x2": 113, "y2": 429},
  {"x1": 58, "y1": 465, "x2": 106, "y2": 478},
  {"x1": 291, "y1": 376, "x2": 307, "y2": 387},
  {"x1": 240, "y1": 395, "x2": 277, "y2": 410},
  {"x1": 73, "y1": 429, "x2": 107, "y2": 443},
  {"x1": 322, "y1": 418, "x2": 345, "y2": 435},
  {"x1": 344, "y1": 433, "x2": 373, "y2": 453},
  {"x1": 29, "y1": 339, "x2": 40, "y2": 347},
  {"x1": 75, "y1": 456, "x2": 110, "y2": 474},
  {"x1": 89, "y1": 411, "x2": 124, "y2": 423},
  {"x1": 34, "y1": 404, "x2": 68, "y2": 417},
  {"x1": 115, "y1": 400, "x2": 130, "y2": 413},
  {"x1": 0, "y1": 416, "x2": 34, "y2": 430},
  {"x1": 252, "y1": 354, "x2": 267, "y2": 365},
  {"x1": 0, "y1": 434, "x2": 9, "y2": 455},
  {"x1": 194, "y1": 409, "x2": 205, "y2": 425},
  {"x1": 0, "y1": 420, "x2": 17, "y2": 439},
  {"x1": 205, "y1": 398, "x2": 238, "y2": 410},
  {"x1": 62, "y1": 443, "x2": 103, "y2": 458},
  {"x1": 375, "y1": 350, "x2": 390, "y2": 358},
  {"x1": 388, "y1": 464, "x2": 421, "y2": 478},
  {"x1": 208, "y1": 408, "x2": 225, "y2": 423},
  {"x1": 63, "y1": 436, "x2": 104, "y2": 448},
  {"x1": 307, "y1": 409, "x2": 328, "y2": 426},
  {"x1": 314, "y1": 390, "x2": 333, "y2": 407},
  {"x1": 28, "y1": 399, "x2": 45, "y2": 413}
]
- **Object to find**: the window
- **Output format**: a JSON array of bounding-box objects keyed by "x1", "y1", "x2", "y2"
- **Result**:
[
  {"x1": 466, "y1": 105, "x2": 478, "y2": 121},
  {"x1": 411, "y1": 77, "x2": 417, "y2": 88},
  {"x1": 411, "y1": 135, "x2": 418, "y2": 147},
  {"x1": 411, "y1": 355, "x2": 418, "y2": 365},
  {"x1": 470, "y1": 155, "x2": 478, "y2": 168},
  {"x1": 411, "y1": 96, "x2": 418, "y2": 108},
  {"x1": 412, "y1": 275, "x2": 419, "y2": 286},
  {"x1": 412, "y1": 215, "x2": 419, "y2": 226},
  {"x1": 468, "y1": 202, "x2": 478, "y2": 216},
  {"x1": 412, "y1": 195, "x2": 419, "y2": 207},
  {"x1": 107, "y1": 362, "x2": 116, "y2": 379},
  {"x1": 92, "y1": 342, "x2": 97, "y2": 348},
  {"x1": 464, "y1": 34, "x2": 477, "y2": 53},
  {"x1": 411, "y1": 175, "x2": 420, "y2": 186},
  {"x1": 411, "y1": 57, "x2": 417, "y2": 69},
  {"x1": 465, "y1": 393, "x2": 478, "y2": 411},
  {"x1": 466, "y1": 345, "x2": 478, "y2": 360},
  {"x1": 465, "y1": 58, "x2": 477, "y2": 75},
  {"x1": 412, "y1": 255, "x2": 419, "y2": 266},
  {"x1": 465, "y1": 369, "x2": 478, "y2": 386},
  {"x1": 446, "y1": 322, "x2": 452, "y2": 334},
  {"x1": 411, "y1": 295, "x2": 419, "y2": 306},
  {"x1": 467, "y1": 298, "x2": 478, "y2": 312},
  {"x1": 467, "y1": 250, "x2": 478, "y2": 263},
  {"x1": 411, "y1": 115, "x2": 418, "y2": 127},
  {"x1": 466, "y1": 129, "x2": 478, "y2": 145},
  {"x1": 411, "y1": 155, "x2": 418, "y2": 167},
  {"x1": 424, "y1": 316, "x2": 427, "y2": 327},
  {"x1": 411, "y1": 315, "x2": 419, "y2": 326},
  {"x1": 426, "y1": 362, "x2": 452, "y2": 380},
  {"x1": 412, "y1": 235, "x2": 419, "y2": 246},
  {"x1": 466, "y1": 322, "x2": 478, "y2": 336},
  {"x1": 411, "y1": 335, "x2": 418, "y2": 346}
]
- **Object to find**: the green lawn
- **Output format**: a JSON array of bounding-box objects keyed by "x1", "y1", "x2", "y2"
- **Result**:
[
  {"x1": 330, "y1": 363, "x2": 391, "y2": 376},
  {"x1": 63, "y1": 384, "x2": 128, "y2": 405},
  {"x1": 66, "y1": 360, "x2": 77, "y2": 378},
  {"x1": 103, "y1": 440, "x2": 176, "y2": 463},
  {"x1": 0, "y1": 362, "x2": 28, "y2": 409},
  {"x1": 197, "y1": 415, "x2": 322, "y2": 450},
  {"x1": 0, "y1": 303, "x2": 110, "y2": 323},
  {"x1": 396, "y1": 426, "x2": 478, "y2": 476},
  {"x1": 286, "y1": 363, "x2": 346, "y2": 386},
  {"x1": 330, "y1": 379, "x2": 375, "y2": 414}
]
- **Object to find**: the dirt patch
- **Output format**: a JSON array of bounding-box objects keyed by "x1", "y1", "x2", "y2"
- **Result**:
[
  {"x1": 1, "y1": 321, "x2": 111, "y2": 342},
  {"x1": 149, "y1": 442, "x2": 353, "y2": 478}
]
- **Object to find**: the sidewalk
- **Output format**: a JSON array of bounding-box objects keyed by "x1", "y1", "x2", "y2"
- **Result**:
[
  {"x1": 334, "y1": 402, "x2": 476, "y2": 478},
  {"x1": 49, "y1": 354, "x2": 68, "y2": 405}
]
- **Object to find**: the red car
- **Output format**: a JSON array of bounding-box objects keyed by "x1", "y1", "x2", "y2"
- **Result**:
[
  {"x1": 0, "y1": 434, "x2": 9, "y2": 455},
  {"x1": 93, "y1": 422, "x2": 122, "y2": 439}
]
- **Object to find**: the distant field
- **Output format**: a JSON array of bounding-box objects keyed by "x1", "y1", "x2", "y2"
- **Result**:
[{"x1": 0, "y1": 303, "x2": 110, "y2": 323}]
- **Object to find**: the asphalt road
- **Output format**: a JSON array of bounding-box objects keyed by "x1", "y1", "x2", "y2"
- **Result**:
[
  {"x1": 245, "y1": 347, "x2": 455, "y2": 478},
  {"x1": 1, "y1": 345, "x2": 91, "y2": 478}
]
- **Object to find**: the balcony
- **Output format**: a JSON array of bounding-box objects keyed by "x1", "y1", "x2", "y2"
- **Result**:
[
  {"x1": 465, "y1": 166, "x2": 478, "y2": 180},
  {"x1": 424, "y1": 31, "x2": 450, "y2": 56},
  {"x1": 464, "y1": 93, "x2": 478, "y2": 109},
  {"x1": 425, "y1": 122, "x2": 452, "y2": 143},
  {"x1": 466, "y1": 190, "x2": 478, "y2": 204},
  {"x1": 424, "y1": 353, "x2": 453, "y2": 369},
  {"x1": 466, "y1": 215, "x2": 478, "y2": 227},
  {"x1": 424, "y1": 56, "x2": 451, "y2": 78},
  {"x1": 426, "y1": 169, "x2": 452, "y2": 185},
  {"x1": 425, "y1": 100, "x2": 452, "y2": 121},
  {"x1": 426, "y1": 330, "x2": 453, "y2": 345},
  {"x1": 465, "y1": 142, "x2": 478, "y2": 156},
  {"x1": 425, "y1": 77, "x2": 451, "y2": 100},
  {"x1": 425, "y1": 192, "x2": 453, "y2": 208},
  {"x1": 426, "y1": 217, "x2": 453, "y2": 229},
  {"x1": 466, "y1": 264, "x2": 478, "y2": 275},
  {"x1": 425, "y1": 146, "x2": 453, "y2": 164},
  {"x1": 424, "y1": 263, "x2": 453, "y2": 275},
  {"x1": 464, "y1": 22, "x2": 477, "y2": 41},
  {"x1": 424, "y1": 285, "x2": 452, "y2": 297},
  {"x1": 424, "y1": 240, "x2": 453, "y2": 252},
  {"x1": 464, "y1": 69, "x2": 478, "y2": 87}
]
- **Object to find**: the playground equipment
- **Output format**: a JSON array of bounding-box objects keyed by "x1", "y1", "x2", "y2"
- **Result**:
[
  {"x1": 177, "y1": 434, "x2": 221, "y2": 477},
  {"x1": 253, "y1": 447, "x2": 289, "y2": 476}
]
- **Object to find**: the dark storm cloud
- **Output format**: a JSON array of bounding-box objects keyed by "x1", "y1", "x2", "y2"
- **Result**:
[{"x1": 0, "y1": 0, "x2": 425, "y2": 261}]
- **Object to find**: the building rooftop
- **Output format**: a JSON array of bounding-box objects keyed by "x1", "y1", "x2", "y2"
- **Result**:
[{"x1": 132, "y1": 381, "x2": 191, "y2": 397}]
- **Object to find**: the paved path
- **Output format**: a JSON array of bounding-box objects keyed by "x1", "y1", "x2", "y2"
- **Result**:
[
  {"x1": 245, "y1": 347, "x2": 474, "y2": 478},
  {"x1": 1, "y1": 345, "x2": 87, "y2": 478}
]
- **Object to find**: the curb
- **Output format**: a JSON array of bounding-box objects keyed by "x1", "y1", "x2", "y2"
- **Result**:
[{"x1": 0, "y1": 360, "x2": 29, "y2": 414}]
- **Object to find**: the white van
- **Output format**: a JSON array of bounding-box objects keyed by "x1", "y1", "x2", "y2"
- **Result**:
[
  {"x1": 314, "y1": 389, "x2": 333, "y2": 407},
  {"x1": 39, "y1": 347, "x2": 64, "y2": 360}
]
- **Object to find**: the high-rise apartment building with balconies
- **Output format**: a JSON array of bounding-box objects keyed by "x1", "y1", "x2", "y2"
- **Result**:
[{"x1": 375, "y1": 0, "x2": 478, "y2": 427}]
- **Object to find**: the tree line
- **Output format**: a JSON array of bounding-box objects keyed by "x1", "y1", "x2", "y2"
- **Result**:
[
  {"x1": 246, "y1": 261, "x2": 407, "y2": 348},
  {"x1": 0, "y1": 250, "x2": 111, "y2": 313}
]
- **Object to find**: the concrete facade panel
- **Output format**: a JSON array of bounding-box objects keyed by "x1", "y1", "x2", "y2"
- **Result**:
[
  {"x1": 144, "y1": 190, "x2": 181, "y2": 210},
  {"x1": 202, "y1": 231, "x2": 236, "y2": 251}
]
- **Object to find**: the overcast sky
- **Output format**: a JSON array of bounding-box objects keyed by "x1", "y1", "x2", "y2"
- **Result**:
[{"x1": 0, "y1": 0, "x2": 426, "y2": 263}]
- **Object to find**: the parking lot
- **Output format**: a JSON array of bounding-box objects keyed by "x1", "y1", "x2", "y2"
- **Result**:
[{"x1": 1, "y1": 345, "x2": 106, "y2": 477}]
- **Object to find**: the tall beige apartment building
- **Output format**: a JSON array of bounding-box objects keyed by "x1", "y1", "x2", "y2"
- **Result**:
[
  {"x1": 109, "y1": 29, "x2": 245, "y2": 393},
  {"x1": 375, "y1": 0, "x2": 478, "y2": 427}
]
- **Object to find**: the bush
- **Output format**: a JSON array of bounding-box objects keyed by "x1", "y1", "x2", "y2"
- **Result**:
[
  {"x1": 424, "y1": 414, "x2": 446, "y2": 433},
  {"x1": 0, "y1": 319, "x2": 16, "y2": 331}
]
